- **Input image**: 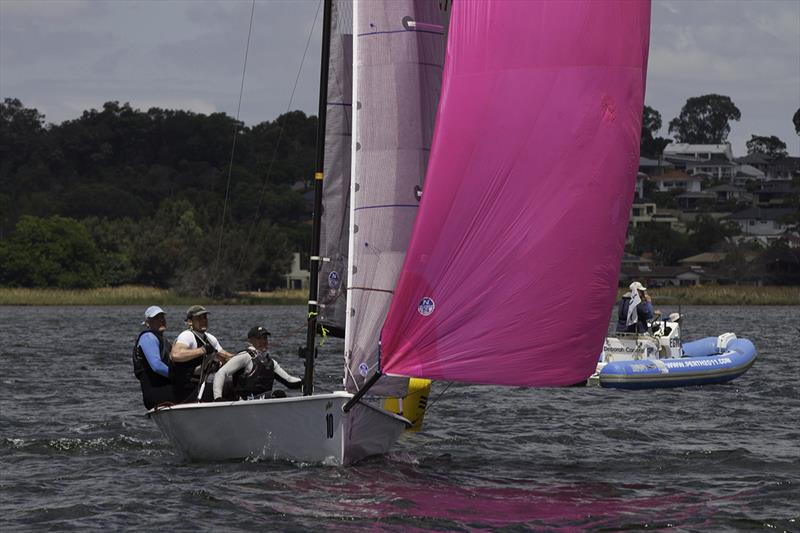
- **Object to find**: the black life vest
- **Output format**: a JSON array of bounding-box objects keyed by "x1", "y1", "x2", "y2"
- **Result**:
[
  {"x1": 170, "y1": 330, "x2": 217, "y2": 401},
  {"x1": 232, "y1": 351, "x2": 275, "y2": 399},
  {"x1": 132, "y1": 330, "x2": 172, "y2": 387}
]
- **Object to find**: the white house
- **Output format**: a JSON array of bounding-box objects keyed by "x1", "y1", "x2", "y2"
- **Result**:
[
  {"x1": 727, "y1": 207, "x2": 795, "y2": 245},
  {"x1": 284, "y1": 253, "x2": 310, "y2": 290}
]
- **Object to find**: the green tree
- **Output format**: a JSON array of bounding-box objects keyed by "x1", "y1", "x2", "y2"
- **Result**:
[
  {"x1": 760, "y1": 239, "x2": 800, "y2": 285},
  {"x1": 668, "y1": 94, "x2": 741, "y2": 144},
  {"x1": 640, "y1": 105, "x2": 672, "y2": 158},
  {"x1": 630, "y1": 223, "x2": 692, "y2": 265},
  {"x1": 82, "y1": 217, "x2": 138, "y2": 285},
  {"x1": 793, "y1": 108, "x2": 800, "y2": 135},
  {"x1": 0, "y1": 215, "x2": 101, "y2": 288},
  {"x1": 745, "y1": 135, "x2": 788, "y2": 159},
  {"x1": 686, "y1": 214, "x2": 739, "y2": 254}
]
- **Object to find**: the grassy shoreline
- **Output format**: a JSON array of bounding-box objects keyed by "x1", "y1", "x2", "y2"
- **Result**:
[
  {"x1": 0, "y1": 285, "x2": 797, "y2": 306},
  {"x1": 0, "y1": 286, "x2": 307, "y2": 306}
]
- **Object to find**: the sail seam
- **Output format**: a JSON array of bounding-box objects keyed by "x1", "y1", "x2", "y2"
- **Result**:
[
  {"x1": 357, "y1": 29, "x2": 443, "y2": 37},
  {"x1": 354, "y1": 204, "x2": 418, "y2": 211}
]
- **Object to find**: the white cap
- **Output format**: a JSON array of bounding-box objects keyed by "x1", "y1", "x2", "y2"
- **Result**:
[
  {"x1": 629, "y1": 281, "x2": 647, "y2": 292},
  {"x1": 143, "y1": 306, "x2": 165, "y2": 324}
]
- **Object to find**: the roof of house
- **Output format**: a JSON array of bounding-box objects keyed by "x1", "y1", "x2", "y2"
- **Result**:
[
  {"x1": 649, "y1": 170, "x2": 702, "y2": 181},
  {"x1": 736, "y1": 164, "x2": 766, "y2": 177},
  {"x1": 639, "y1": 157, "x2": 674, "y2": 168},
  {"x1": 727, "y1": 207, "x2": 795, "y2": 221},
  {"x1": 757, "y1": 182, "x2": 800, "y2": 194},
  {"x1": 705, "y1": 184, "x2": 746, "y2": 193},
  {"x1": 621, "y1": 252, "x2": 653, "y2": 264},
  {"x1": 679, "y1": 252, "x2": 727, "y2": 264},
  {"x1": 664, "y1": 143, "x2": 732, "y2": 155},
  {"x1": 675, "y1": 191, "x2": 717, "y2": 199},
  {"x1": 770, "y1": 156, "x2": 800, "y2": 171},
  {"x1": 735, "y1": 153, "x2": 770, "y2": 165}
]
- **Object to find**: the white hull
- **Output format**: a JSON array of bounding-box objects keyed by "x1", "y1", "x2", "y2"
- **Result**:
[{"x1": 149, "y1": 392, "x2": 410, "y2": 465}]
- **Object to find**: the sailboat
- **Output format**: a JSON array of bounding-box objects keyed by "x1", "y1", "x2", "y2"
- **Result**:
[
  {"x1": 151, "y1": 0, "x2": 652, "y2": 463},
  {"x1": 149, "y1": 0, "x2": 449, "y2": 465}
]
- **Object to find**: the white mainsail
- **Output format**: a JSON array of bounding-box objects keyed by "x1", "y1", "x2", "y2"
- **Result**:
[{"x1": 344, "y1": 0, "x2": 448, "y2": 396}]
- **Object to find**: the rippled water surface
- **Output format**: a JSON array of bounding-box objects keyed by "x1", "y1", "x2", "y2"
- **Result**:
[{"x1": 1, "y1": 305, "x2": 798, "y2": 531}]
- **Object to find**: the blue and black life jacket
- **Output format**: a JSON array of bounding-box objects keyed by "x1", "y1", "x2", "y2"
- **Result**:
[{"x1": 132, "y1": 330, "x2": 172, "y2": 386}]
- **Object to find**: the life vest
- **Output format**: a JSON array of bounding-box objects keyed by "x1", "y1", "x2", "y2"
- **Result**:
[
  {"x1": 232, "y1": 351, "x2": 275, "y2": 399},
  {"x1": 132, "y1": 330, "x2": 172, "y2": 386},
  {"x1": 170, "y1": 330, "x2": 218, "y2": 401}
]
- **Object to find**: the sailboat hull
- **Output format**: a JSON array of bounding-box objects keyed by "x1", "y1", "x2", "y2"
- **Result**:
[{"x1": 149, "y1": 392, "x2": 409, "y2": 465}]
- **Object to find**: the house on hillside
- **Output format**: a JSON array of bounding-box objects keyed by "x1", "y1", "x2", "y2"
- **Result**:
[
  {"x1": 736, "y1": 154, "x2": 800, "y2": 181},
  {"x1": 727, "y1": 207, "x2": 795, "y2": 245},
  {"x1": 705, "y1": 184, "x2": 753, "y2": 204},
  {"x1": 638, "y1": 156, "x2": 674, "y2": 177},
  {"x1": 649, "y1": 170, "x2": 702, "y2": 193},
  {"x1": 619, "y1": 263, "x2": 707, "y2": 287},
  {"x1": 756, "y1": 182, "x2": 800, "y2": 207},
  {"x1": 679, "y1": 252, "x2": 726, "y2": 269},
  {"x1": 675, "y1": 191, "x2": 717, "y2": 210},
  {"x1": 663, "y1": 143, "x2": 738, "y2": 182},
  {"x1": 284, "y1": 253, "x2": 310, "y2": 290}
]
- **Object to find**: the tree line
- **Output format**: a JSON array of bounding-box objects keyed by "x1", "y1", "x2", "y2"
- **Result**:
[
  {"x1": 0, "y1": 98, "x2": 316, "y2": 295},
  {"x1": 1, "y1": 95, "x2": 797, "y2": 292}
]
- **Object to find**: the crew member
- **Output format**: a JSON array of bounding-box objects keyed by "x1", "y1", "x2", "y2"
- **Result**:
[
  {"x1": 212, "y1": 325, "x2": 302, "y2": 401},
  {"x1": 132, "y1": 306, "x2": 175, "y2": 409},
  {"x1": 616, "y1": 281, "x2": 654, "y2": 333},
  {"x1": 170, "y1": 305, "x2": 234, "y2": 403}
]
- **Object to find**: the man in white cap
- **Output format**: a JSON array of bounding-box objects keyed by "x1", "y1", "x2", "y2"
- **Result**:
[
  {"x1": 132, "y1": 306, "x2": 175, "y2": 409},
  {"x1": 616, "y1": 281, "x2": 654, "y2": 333},
  {"x1": 170, "y1": 305, "x2": 234, "y2": 403}
]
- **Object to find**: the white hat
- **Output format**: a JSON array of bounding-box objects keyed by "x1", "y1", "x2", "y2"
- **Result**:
[
  {"x1": 629, "y1": 281, "x2": 647, "y2": 292},
  {"x1": 143, "y1": 305, "x2": 165, "y2": 324}
]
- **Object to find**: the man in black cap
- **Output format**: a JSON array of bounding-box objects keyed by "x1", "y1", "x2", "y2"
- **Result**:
[
  {"x1": 212, "y1": 325, "x2": 302, "y2": 401},
  {"x1": 170, "y1": 305, "x2": 234, "y2": 402}
]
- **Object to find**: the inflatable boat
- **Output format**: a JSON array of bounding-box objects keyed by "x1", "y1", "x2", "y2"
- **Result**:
[{"x1": 592, "y1": 315, "x2": 757, "y2": 390}]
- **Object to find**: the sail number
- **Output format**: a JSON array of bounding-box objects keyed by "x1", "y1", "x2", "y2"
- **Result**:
[{"x1": 325, "y1": 413, "x2": 334, "y2": 439}]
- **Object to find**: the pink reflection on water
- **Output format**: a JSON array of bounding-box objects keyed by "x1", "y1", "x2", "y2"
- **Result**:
[{"x1": 269, "y1": 469, "x2": 705, "y2": 530}]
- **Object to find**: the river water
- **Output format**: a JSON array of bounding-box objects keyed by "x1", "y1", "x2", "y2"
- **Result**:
[{"x1": 0, "y1": 305, "x2": 797, "y2": 531}]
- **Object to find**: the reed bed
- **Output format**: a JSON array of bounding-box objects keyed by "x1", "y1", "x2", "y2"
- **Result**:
[
  {"x1": 1, "y1": 285, "x2": 796, "y2": 306},
  {"x1": 0, "y1": 286, "x2": 306, "y2": 306},
  {"x1": 625, "y1": 285, "x2": 800, "y2": 306}
]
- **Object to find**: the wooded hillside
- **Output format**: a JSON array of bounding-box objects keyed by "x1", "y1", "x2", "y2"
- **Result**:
[{"x1": 0, "y1": 98, "x2": 316, "y2": 295}]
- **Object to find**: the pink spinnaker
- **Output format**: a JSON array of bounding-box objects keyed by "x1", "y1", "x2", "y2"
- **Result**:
[{"x1": 380, "y1": 0, "x2": 651, "y2": 387}]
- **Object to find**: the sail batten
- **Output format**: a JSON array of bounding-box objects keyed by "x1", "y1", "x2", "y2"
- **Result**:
[{"x1": 380, "y1": 0, "x2": 651, "y2": 387}]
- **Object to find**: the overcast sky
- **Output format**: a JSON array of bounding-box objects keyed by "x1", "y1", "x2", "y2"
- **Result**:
[{"x1": 1, "y1": 0, "x2": 798, "y2": 156}]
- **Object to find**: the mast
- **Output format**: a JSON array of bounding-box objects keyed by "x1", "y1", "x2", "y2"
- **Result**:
[{"x1": 304, "y1": 0, "x2": 333, "y2": 396}]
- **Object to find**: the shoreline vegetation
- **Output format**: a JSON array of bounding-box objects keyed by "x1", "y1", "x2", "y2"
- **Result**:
[
  {"x1": 0, "y1": 286, "x2": 307, "y2": 306},
  {"x1": 0, "y1": 285, "x2": 797, "y2": 306}
]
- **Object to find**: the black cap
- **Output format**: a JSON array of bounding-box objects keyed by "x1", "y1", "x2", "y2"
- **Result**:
[
  {"x1": 186, "y1": 305, "x2": 209, "y2": 320},
  {"x1": 247, "y1": 326, "x2": 271, "y2": 339}
]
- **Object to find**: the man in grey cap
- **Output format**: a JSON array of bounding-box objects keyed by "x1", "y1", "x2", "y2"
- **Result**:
[
  {"x1": 170, "y1": 305, "x2": 234, "y2": 402},
  {"x1": 132, "y1": 306, "x2": 175, "y2": 409}
]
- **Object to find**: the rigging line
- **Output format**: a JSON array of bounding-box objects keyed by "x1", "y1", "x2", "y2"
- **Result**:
[
  {"x1": 211, "y1": 0, "x2": 256, "y2": 298},
  {"x1": 235, "y1": 0, "x2": 323, "y2": 276},
  {"x1": 418, "y1": 381, "x2": 453, "y2": 417}
]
